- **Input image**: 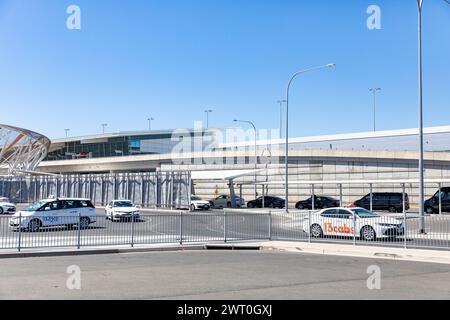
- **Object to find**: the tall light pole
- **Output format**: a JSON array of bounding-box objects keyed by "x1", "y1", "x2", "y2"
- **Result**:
[
  {"x1": 147, "y1": 117, "x2": 154, "y2": 131},
  {"x1": 369, "y1": 88, "x2": 381, "y2": 131},
  {"x1": 64, "y1": 129, "x2": 70, "y2": 138},
  {"x1": 101, "y1": 123, "x2": 108, "y2": 134},
  {"x1": 234, "y1": 119, "x2": 258, "y2": 198},
  {"x1": 417, "y1": 0, "x2": 425, "y2": 233},
  {"x1": 277, "y1": 100, "x2": 287, "y2": 138},
  {"x1": 204, "y1": 110, "x2": 213, "y2": 129},
  {"x1": 284, "y1": 64, "x2": 336, "y2": 212}
]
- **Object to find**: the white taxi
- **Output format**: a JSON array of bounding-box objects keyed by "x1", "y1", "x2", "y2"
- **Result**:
[
  {"x1": 9, "y1": 198, "x2": 97, "y2": 232},
  {"x1": 105, "y1": 200, "x2": 140, "y2": 222},
  {"x1": 0, "y1": 197, "x2": 16, "y2": 214},
  {"x1": 302, "y1": 207, "x2": 404, "y2": 241}
]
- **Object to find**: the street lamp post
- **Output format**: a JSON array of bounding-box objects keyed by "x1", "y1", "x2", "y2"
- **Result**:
[
  {"x1": 277, "y1": 100, "x2": 287, "y2": 138},
  {"x1": 204, "y1": 110, "x2": 213, "y2": 129},
  {"x1": 284, "y1": 64, "x2": 336, "y2": 212},
  {"x1": 369, "y1": 88, "x2": 381, "y2": 131},
  {"x1": 147, "y1": 117, "x2": 154, "y2": 131},
  {"x1": 417, "y1": 0, "x2": 425, "y2": 233},
  {"x1": 101, "y1": 123, "x2": 108, "y2": 134},
  {"x1": 64, "y1": 129, "x2": 70, "y2": 138},
  {"x1": 234, "y1": 119, "x2": 258, "y2": 199}
]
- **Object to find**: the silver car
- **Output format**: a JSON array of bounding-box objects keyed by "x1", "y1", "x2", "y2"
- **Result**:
[{"x1": 209, "y1": 195, "x2": 245, "y2": 208}]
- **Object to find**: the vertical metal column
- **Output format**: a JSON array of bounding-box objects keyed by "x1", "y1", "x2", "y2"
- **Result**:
[
  {"x1": 77, "y1": 211, "x2": 81, "y2": 249},
  {"x1": 262, "y1": 185, "x2": 265, "y2": 208},
  {"x1": 311, "y1": 184, "x2": 315, "y2": 210},
  {"x1": 131, "y1": 213, "x2": 135, "y2": 248},
  {"x1": 439, "y1": 183, "x2": 442, "y2": 215},
  {"x1": 179, "y1": 211, "x2": 183, "y2": 245},
  {"x1": 370, "y1": 184, "x2": 373, "y2": 212},
  {"x1": 403, "y1": 183, "x2": 407, "y2": 249},
  {"x1": 268, "y1": 211, "x2": 272, "y2": 240},
  {"x1": 308, "y1": 210, "x2": 311, "y2": 243},
  {"x1": 224, "y1": 211, "x2": 227, "y2": 243},
  {"x1": 339, "y1": 184, "x2": 343, "y2": 207},
  {"x1": 18, "y1": 212, "x2": 22, "y2": 252}
]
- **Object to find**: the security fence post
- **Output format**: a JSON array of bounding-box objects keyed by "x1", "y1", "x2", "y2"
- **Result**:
[
  {"x1": 77, "y1": 211, "x2": 81, "y2": 249},
  {"x1": 179, "y1": 212, "x2": 183, "y2": 245},
  {"x1": 224, "y1": 211, "x2": 227, "y2": 243},
  {"x1": 308, "y1": 210, "x2": 311, "y2": 243},
  {"x1": 403, "y1": 183, "x2": 407, "y2": 249},
  {"x1": 18, "y1": 212, "x2": 22, "y2": 252},
  {"x1": 268, "y1": 211, "x2": 272, "y2": 241},
  {"x1": 131, "y1": 214, "x2": 135, "y2": 248},
  {"x1": 353, "y1": 214, "x2": 356, "y2": 246}
]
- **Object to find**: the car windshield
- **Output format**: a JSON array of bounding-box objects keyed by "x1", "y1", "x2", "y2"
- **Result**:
[
  {"x1": 24, "y1": 201, "x2": 49, "y2": 211},
  {"x1": 191, "y1": 196, "x2": 202, "y2": 200},
  {"x1": 114, "y1": 201, "x2": 133, "y2": 207},
  {"x1": 351, "y1": 208, "x2": 379, "y2": 218}
]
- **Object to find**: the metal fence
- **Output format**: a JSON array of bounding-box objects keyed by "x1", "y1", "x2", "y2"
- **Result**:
[
  {"x1": 0, "y1": 171, "x2": 190, "y2": 209},
  {"x1": 1, "y1": 209, "x2": 449, "y2": 252}
]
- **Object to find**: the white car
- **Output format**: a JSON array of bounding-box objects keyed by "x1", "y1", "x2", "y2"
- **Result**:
[
  {"x1": 209, "y1": 195, "x2": 245, "y2": 208},
  {"x1": 105, "y1": 200, "x2": 140, "y2": 222},
  {"x1": 190, "y1": 196, "x2": 211, "y2": 211},
  {"x1": 302, "y1": 207, "x2": 404, "y2": 241},
  {"x1": 0, "y1": 197, "x2": 16, "y2": 214},
  {"x1": 9, "y1": 198, "x2": 96, "y2": 232}
]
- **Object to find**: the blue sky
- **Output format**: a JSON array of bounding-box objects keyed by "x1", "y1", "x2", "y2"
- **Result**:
[{"x1": 0, "y1": 0, "x2": 449, "y2": 139}]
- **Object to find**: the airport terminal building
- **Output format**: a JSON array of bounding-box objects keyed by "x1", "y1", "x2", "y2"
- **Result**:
[{"x1": 34, "y1": 125, "x2": 450, "y2": 208}]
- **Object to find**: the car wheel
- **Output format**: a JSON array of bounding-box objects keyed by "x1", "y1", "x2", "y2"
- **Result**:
[
  {"x1": 28, "y1": 219, "x2": 42, "y2": 233},
  {"x1": 388, "y1": 206, "x2": 397, "y2": 213},
  {"x1": 269, "y1": 203, "x2": 275, "y2": 209},
  {"x1": 297, "y1": 204, "x2": 304, "y2": 210},
  {"x1": 425, "y1": 206, "x2": 435, "y2": 214},
  {"x1": 310, "y1": 224, "x2": 323, "y2": 238},
  {"x1": 190, "y1": 204, "x2": 196, "y2": 212},
  {"x1": 79, "y1": 217, "x2": 90, "y2": 229},
  {"x1": 360, "y1": 226, "x2": 376, "y2": 241},
  {"x1": 248, "y1": 203, "x2": 254, "y2": 208},
  {"x1": 226, "y1": 202, "x2": 231, "y2": 208}
]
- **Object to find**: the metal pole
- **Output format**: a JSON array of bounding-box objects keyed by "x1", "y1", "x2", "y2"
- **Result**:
[
  {"x1": 284, "y1": 64, "x2": 336, "y2": 213},
  {"x1": 439, "y1": 183, "x2": 442, "y2": 215},
  {"x1": 269, "y1": 210, "x2": 272, "y2": 240},
  {"x1": 308, "y1": 210, "x2": 311, "y2": 243},
  {"x1": 339, "y1": 184, "x2": 343, "y2": 207},
  {"x1": 262, "y1": 185, "x2": 265, "y2": 208},
  {"x1": 417, "y1": 0, "x2": 426, "y2": 234},
  {"x1": 353, "y1": 213, "x2": 356, "y2": 246},
  {"x1": 179, "y1": 212, "x2": 183, "y2": 245},
  {"x1": 77, "y1": 211, "x2": 81, "y2": 249},
  {"x1": 131, "y1": 212, "x2": 135, "y2": 247},
  {"x1": 224, "y1": 211, "x2": 227, "y2": 243},
  {"x1": 403, "y1": 183, "x2": 407, "y2": 249},
  {"x1": 311, "y1": 184, "x2": 315, "y2": 210},
  {"x1": 370, "y1": 184, "x2": 373, "y2": 212},
  {"x1": 18, "y1": 212, "x2": 22, "y2": 252}
]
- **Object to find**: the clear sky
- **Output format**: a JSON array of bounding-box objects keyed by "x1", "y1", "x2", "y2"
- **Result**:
[{"x1": 0, "y1": 0, "x2": 449, "y2": 139}]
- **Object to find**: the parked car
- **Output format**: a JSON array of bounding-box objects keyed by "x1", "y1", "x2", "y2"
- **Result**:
[
  {"x1": 190, "y1": 196, "x2": 211, "y2": 211},
  {"x1": 0, "y1": 197, "x2": 16, "y2": 214},
  {"x1": 424, "y1": 187, "x2": 450, "y2": 214},
  {"x1": 105, "y1": 200, "x2": 140, "y2": 222},
  {"x1": 9, "y1": 198, "x2": 96, "y2": 232},
  {"x1": 247, "y1": 196, "x2": 285, "y2": 209},
  {"x1": 295, "y1": 195, "x2": 339, "y2": 210},
  {"x1": 209, "y1": 195, "x2": 245, "y2": 208},
  {"x1": 350, "y1": 192, "x2": 409, "y2": 213},
  {"x1": 302, "y1": 207, "x2": 404, "y2": 241}
]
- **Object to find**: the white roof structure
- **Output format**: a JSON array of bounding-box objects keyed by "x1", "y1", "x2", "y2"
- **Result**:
[
  {"x1": 191, "y1": 169, "x2": 261, "y2": 181},
  {"x1": 0, "y1": 124, "x2": 51, "y2": 175}
]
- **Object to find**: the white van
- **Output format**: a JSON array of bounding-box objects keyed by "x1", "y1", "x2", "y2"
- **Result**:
[{"x1": 9, "y1": 198, "x2": 97, "y2": 232}]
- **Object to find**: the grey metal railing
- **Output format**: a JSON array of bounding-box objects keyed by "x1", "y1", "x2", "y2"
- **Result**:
[{"x1": 1, "y1": 210, "x2": 450, "y2": 251}]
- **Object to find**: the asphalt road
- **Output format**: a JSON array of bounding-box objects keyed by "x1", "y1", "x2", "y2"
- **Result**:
[
  {"x1": 1, "y1": 250, "x2": 450, "y2": 299},
  {"x1": 1, "y1": 207, "x2": 449, "y2": 249}
]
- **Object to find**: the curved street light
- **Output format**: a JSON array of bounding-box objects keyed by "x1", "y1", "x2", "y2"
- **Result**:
[{"x1": 284, "y1": 63, "x2": 336, "y2": 212}]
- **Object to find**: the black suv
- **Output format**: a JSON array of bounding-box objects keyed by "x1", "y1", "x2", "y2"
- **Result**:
[
  {"x1": 424, "y1": 187, "x2": 450, "y2": 214},
  {"x1": 247, "y1": 196, "x2": 285, "y2": 208},
  {"x1": 352, "y1": 192, "x2": 409, "y2": 213},
  {"x1": 295, "y1": 195, "x2": 339, "y2": 210}
]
